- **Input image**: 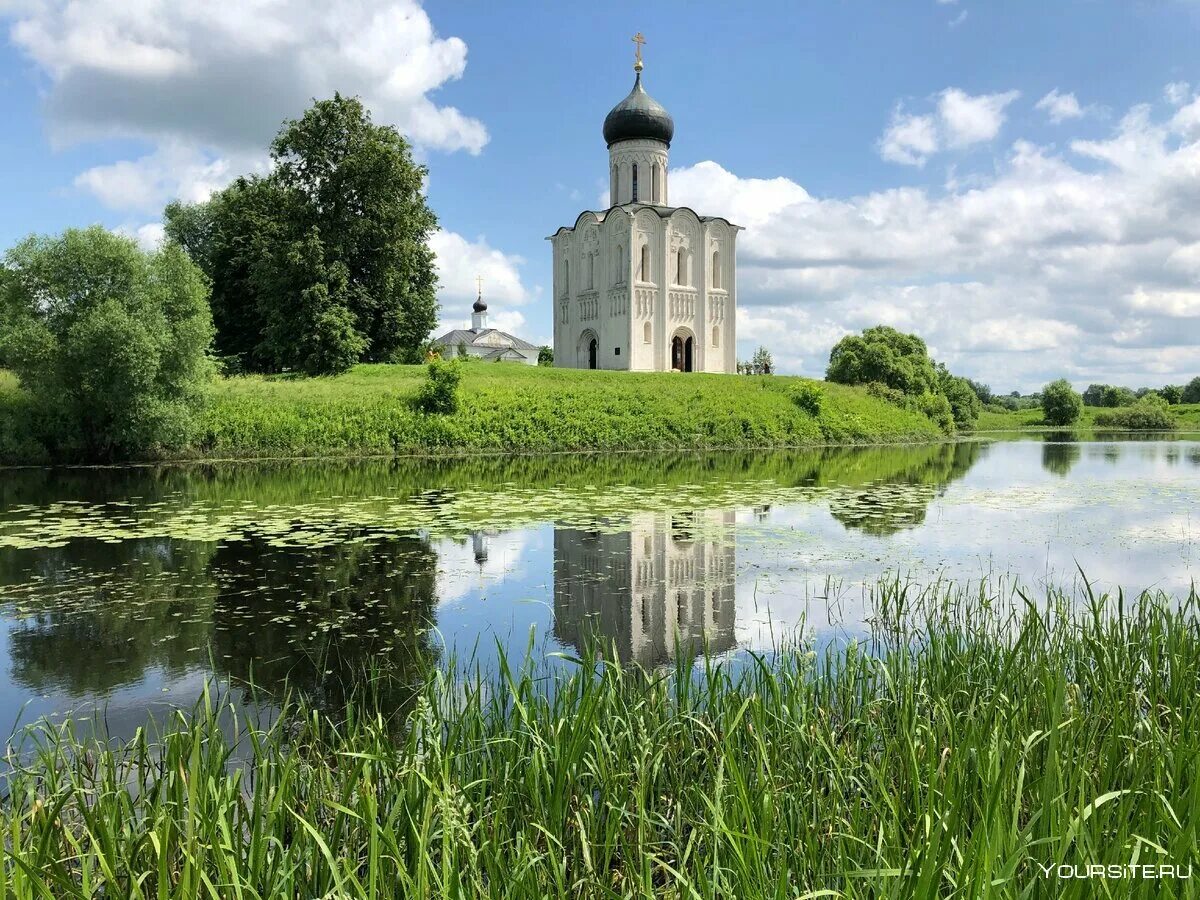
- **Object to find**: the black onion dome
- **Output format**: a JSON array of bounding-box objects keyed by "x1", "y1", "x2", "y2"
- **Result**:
[
  {"x1": 603, "y1": 73, "x2": 674, "y2": 147},
  {"x1": 472, "y1": 295, "x2": 487, "y2": 313}
]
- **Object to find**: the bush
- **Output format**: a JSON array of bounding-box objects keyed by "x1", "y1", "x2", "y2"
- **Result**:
[
  {"x1": 414, "y1": 358, "x2": 462, "y2": 414},
  {"x1": 1161, "y1": 384, "x2": 1183, "y2": 405},
  {"x1": 864, "y1": 381, "x2": 955, "y2": 434},
  {"x1": 1041, "y1": 379, "x2": 1083, "y2": 426},
  {"x1": 1094, "y1": 393, "x2": 1175, "y2": 430},
  {"x1": 537, "y1": 346, "x2": 554, "y2": 366},
  {"x1": 939, "y1": 372, "x2": 982, "y2": 430},
  {"x1": 790, "y1": 382, "x2": 823, "y2": 416},
  {"x1": 0, "y1": 227, "x2": 214, "y2": 460}
]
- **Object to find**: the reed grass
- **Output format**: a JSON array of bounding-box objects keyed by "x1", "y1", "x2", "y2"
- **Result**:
[{"x1": 2, "y1": 578, "x2": 1198, "y2": 898}]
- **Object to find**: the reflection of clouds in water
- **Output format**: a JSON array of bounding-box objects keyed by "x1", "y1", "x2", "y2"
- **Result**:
[{"x1": 433, "y1": 531, "x2": 532, "y2": 606}]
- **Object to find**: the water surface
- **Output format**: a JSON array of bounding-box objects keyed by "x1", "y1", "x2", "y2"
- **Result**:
[{"x1": 1, "y1": 437, "x2": 1197, "y2": 737}]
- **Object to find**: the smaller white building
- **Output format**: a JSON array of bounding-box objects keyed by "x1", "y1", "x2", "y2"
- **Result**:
[{"x1": 434, "y1": 289, "x2": 540, "y2": 365}]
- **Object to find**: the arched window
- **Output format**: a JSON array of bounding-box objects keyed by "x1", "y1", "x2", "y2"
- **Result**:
[
  {"x1": 676, "y1": 249, "x2": 687, "y2": 286},
  {"x1": 640, "y1": 245, "x2": 650, "y2": 282},
  {"x1": 631, "y1": 164, "x2": 638, "y2": 203},
  {"x1": 563, "y1": 260, "x2": 569, "y2": 296},
  {"x1": 611, "y1": 165, "x2": 618, "y2": 204},
  {"x1": 643, "y1": 321, "x2": 652, "y2": 343},
  {"x1": 586, "y1": 252, "x2": 593, "y2": 290},
  {"x1": 651, "y1": 164, "x2": 660, "y2": 203},
  {"x1": 712, "y1": 250, "x2": 721, "y2": 289},
  {"x1": 614, "y1": 244, "x2": 624, "y2": 283},
  {"x1": 712, "y1": 325, "x2": 720, "y2": 347}
]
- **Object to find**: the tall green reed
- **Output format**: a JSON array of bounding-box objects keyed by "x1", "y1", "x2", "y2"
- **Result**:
[{"x1": 1, "y1": 577, "x2": 1197, "y2": 898}]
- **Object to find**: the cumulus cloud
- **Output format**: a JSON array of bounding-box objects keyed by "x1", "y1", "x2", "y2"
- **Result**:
[
  {"x1": 1035, "y1": 89, "x2": 1084, "y2": 123},
  {"x1": 430, "y1": 229, "x2": 532, "y2": 309},
  {"x1": 1165, "y1": 81, "x2": 1191, "y2": 106},
  {"x1": 5, "y1": 0, "x2": 487, "y2": 155},
  {"x1": 5, "y1": 0, "x2": 537, "y2": 336},
  {"x1": 672, "y1": 91, "x2": 1200, "y2": 390},
  {"x1": 879, "y1": 88, "x2": 1019, "y2": 165}
]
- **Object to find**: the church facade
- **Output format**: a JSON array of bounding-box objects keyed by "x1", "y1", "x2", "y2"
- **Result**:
[{"x1": 549, "y1": 41, "x2": 740, "y2": 373}]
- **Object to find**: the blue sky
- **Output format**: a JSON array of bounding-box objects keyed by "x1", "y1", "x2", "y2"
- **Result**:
[{"x1": 2, "y1": 0, "x2": 1199, "y2": 390}]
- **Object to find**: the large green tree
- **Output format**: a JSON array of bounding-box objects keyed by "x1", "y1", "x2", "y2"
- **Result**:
[
  {"x1": 0, "y1": 227, "x2": 214, "y2": 460},
  {"x1": 1041, "y1": 379, "x2": 1083, "y2": 426},
  {"x1": 826, "y1": 326, "x2": 939, "y2": 396},
  {"x1": 166, "y1": 94, "x2": 439, "y2": 375}
]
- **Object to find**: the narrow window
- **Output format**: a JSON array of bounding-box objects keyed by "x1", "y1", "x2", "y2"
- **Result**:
[
  {"x1": 563, "y1": 260, "x2": 569, "y2": 295},
  {"x1": 615, "y1": 244, "x2": 624, "y2": 283},
  {"x1": 643, "y1": 321, "x2": 652, "y2": 343},
  {"x1": 632, "y1": 164, "x2": 638, "y2": 203},
  {"x1": 712, "y1": 250, "x2": 721, "y2": 289},
  {"x1": 712, "y1": 325, "x2": 720, "y2": 347},
  {"x1": 676, "y1": 249, "x2": 686, "y2": 286},
  {"x1": 611, "y1": 165, "x2": 618, "y2": 204},
  {"x1": 640, "y1": 245, "x2": 650, "y2": 281},
  {"x1": 651, "y1": 164, "x2": 660, "y2": 203}
]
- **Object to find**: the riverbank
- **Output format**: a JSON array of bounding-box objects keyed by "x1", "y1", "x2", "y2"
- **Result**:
[
  {"x1": 3, "y1": 577, "x2": 1196, "y2": 898},
  {"x1": 1, "y1": 363, "x2": 945, "y2": 464},
  {"x1": 977, "y1": 402, "x2": 1200, "y2": 432}
]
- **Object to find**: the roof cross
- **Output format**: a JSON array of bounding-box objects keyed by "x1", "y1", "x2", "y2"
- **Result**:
[{"x1": 632, "y1": 32, "x2": 645, "y2": 71}]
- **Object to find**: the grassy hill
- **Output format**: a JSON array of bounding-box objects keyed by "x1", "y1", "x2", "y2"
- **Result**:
[{"x1": 0, "y1": 363, "x2": 947, "y2": 464}]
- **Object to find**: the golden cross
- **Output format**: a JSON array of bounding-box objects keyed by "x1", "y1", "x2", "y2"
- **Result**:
[{"x1": 632, "y1": 32, "x2": 646, "y2": 65}]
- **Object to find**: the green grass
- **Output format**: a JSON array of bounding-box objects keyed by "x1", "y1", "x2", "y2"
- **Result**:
[
  {"x1": 977, "y1": 402, "x2": 1200, "y2": 432},
  {"x1": 3, "y1": 577, "x2": 1198, "y2": 898},
  {"x1": 60, "y1": 363, "x2": 936, "y2": 463},
  {"x1": 0, "y1": 363, "x2": 943, "y2": 464}
]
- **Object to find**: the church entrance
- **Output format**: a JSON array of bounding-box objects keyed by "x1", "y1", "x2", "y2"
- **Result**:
[
  {"x1": 588, "y1": 338, "x2": 598, "y2": 369},
  {"x1": 671, "y1": 334, "x2": 694, "y2": 372}
]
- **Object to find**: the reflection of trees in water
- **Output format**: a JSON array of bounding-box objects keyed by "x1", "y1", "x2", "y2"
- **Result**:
[
  {"x1": 3, "y1": 539, "x2": 217, "y2": 695},
  {"x1": 1042, "y1": 441, "x2": 1082, "y2": 477},
  {"x1": 553, "y1": 512, "x2": 736, "y2": 668},
  {"x1": 209, "y1": 533, "x2": 438, "y2": 723},
  {"x1": 827, "y1": 442, "x2": 985, "y2": 536}
]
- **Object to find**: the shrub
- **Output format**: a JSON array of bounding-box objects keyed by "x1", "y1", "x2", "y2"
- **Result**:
[
  {"x1": 537, "y1": 346, "x2": 554, "y2": 366},
  {"x1": 1094, "y1": 393, "x2": 1175, "y2": 430},
  {"x1": 1161, "y1": 384, "x2": 1183, "y2": 405},
  {"x1": 790, "y1": 382, "x2": 823, "y2": 416},
  {"x1": 1041, "y1": 379, "x2": 1083, "y2": 426},
  {"x1": 0, "y1": 227, "x2": 214, "y2": 460},
  {"x1": 414, "y1": 358, "x2": 462, "y2": 414},
  {"x1": 939, "y1": 372, "x2": 982, "y2": 430},
  {"x1": 864, "y1": 381, "x2": 954, "y2": 434}
]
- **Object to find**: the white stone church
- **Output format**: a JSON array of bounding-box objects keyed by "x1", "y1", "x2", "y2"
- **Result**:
[{"x1": 549, "y1": 41, "x2": 740, "y2": 373}]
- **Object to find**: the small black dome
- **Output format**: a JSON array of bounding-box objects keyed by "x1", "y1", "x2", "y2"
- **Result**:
[
  {"x1": 472, "y1": 295, "x2": 487, "y2": 313},
  {"x1": 603, "y1": 73, "x2": 674, "y2": 147}
]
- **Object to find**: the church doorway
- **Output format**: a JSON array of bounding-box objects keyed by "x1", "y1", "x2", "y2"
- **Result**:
[
  {"x1": 671, "y1": 333, "x2": 694, "y2": 372},
  {"x1": 588, "y1": 338, "x2": 598, "y2": 369}
]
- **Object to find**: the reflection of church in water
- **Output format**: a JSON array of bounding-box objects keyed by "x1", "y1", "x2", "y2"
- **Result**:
[{"x1": 553, "y1": 511, "x2": 736, "y2": 666}]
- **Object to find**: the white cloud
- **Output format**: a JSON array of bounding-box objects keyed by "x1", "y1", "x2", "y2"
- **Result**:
[
  {"x1": 938, "y1": 88, "x2": 1020, "y2": 146},
  {"x1": 1035, "y1": 89, "x2": 1084, "y2": 123},
  {"x1": 113, "y1": 222, "x2": 166, "y2": 251},
  {"x1": 879, "y1": 109, "x2": 939, "y2": 166},
  {"x1": 3, "y1": 0, "x2": 489, "y2": 224},
  {"x1": 430, "y1": 229, "x2": 531, "y2": 309},
  {"x1": 5, "y1": 0, "x2": 487, "y2": 155},
  {"x1": 1165, "y1": 81, "x2": 1191, "y2": 106},
  {"x1": 879, "y1": 87, "x2": 1019, "y2": 165},
  {"x1": 672, "y1": 89, "x2": 1200, "y2": 390}
]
